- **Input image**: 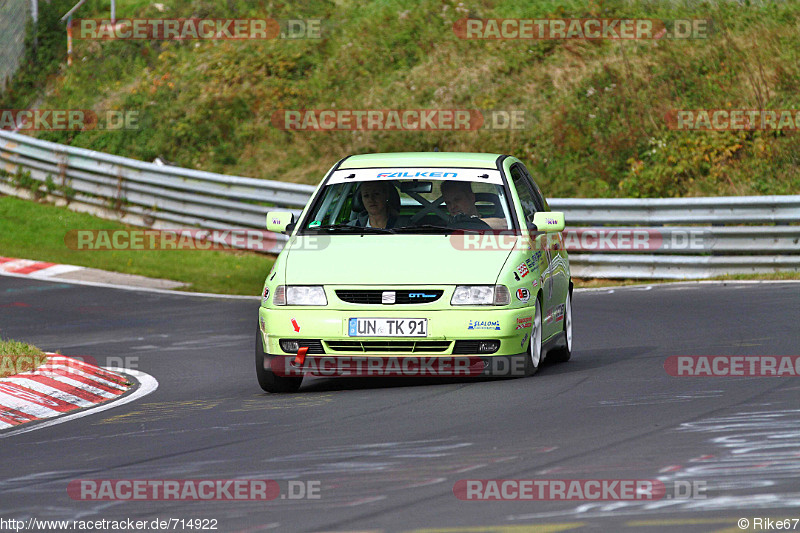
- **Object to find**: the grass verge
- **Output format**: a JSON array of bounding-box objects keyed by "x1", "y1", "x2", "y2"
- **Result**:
[
  {"x1": 0, "y1": 339, "x2": 47, "y2": 378},
  {"x1": 0, "y1": 196, "x2": 273, "y2": 295}
]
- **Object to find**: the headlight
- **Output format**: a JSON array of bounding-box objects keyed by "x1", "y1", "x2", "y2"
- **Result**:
[
  {"x1": 451, "y1": 285, "x2": 510, "y2": 306},
  {"x1": 273, "y1": 285, "x2": 327, "y2": 306}
]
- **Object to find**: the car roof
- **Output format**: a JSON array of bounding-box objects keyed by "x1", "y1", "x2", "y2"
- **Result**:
[{"x1": 338, "y1": 152, "x2": 505, "y2": 169}]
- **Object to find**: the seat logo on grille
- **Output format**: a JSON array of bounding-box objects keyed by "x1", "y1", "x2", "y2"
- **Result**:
[{"x1": 382, "y1": 291, "x2": 396, "y2": 304}]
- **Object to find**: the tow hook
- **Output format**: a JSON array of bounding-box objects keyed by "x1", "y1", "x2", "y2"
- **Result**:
[{"x1": 292, "y1": 346, "x2": 309, "y2": 368}]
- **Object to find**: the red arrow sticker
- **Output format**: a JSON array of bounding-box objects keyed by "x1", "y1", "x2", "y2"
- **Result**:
[{"x1": 291, "y1": 318, "x2": 300, "y2": 332}]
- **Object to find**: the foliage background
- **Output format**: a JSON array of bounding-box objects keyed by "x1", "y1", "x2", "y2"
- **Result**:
[{"x1": 2, "y1": 0, "x2": 799, "y2": 198}]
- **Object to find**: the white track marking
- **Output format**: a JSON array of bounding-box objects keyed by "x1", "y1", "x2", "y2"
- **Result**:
[
  {"x1": 29, "y1": 371, "x2": 118, "y2": 398},
  {"x1": 0, "y1": 391, "x2": 62, "y2": 417}
]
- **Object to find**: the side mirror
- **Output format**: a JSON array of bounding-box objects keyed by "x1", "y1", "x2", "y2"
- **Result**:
[
  {"x1": 532, "y1": 211, "x2": 565, "y2": 232},
  {"x1": 266, "y1": 211, "x2": 295, "y2": 234}
]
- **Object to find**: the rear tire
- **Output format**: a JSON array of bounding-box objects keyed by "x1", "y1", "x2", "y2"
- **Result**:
[
  {"x1": 256, "y1": 328, "x2": 302, "y2": 393},
  {"x1": 524, "y1": 300, "x2": 543, "y2": 376},
  {"x1": 549, "y1": 291, "x2": 572, "y2": 363}
]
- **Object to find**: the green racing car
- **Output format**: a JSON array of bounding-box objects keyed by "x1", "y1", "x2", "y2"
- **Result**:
[{"x1": 257, "y1": 152, "x2": 572, "y2": 392}]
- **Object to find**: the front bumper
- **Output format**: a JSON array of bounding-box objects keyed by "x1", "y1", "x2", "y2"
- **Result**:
[{"x1": 257, "y1": 306, "x2": 534, "y2": 358}]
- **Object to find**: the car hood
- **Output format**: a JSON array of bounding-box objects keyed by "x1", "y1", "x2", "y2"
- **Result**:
[{"x1": 283, "y1": 234, "x2": 513, "y2": 285}]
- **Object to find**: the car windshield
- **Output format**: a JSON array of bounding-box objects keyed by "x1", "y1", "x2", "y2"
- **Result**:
[{"x1": 299, "y1": 167, "x2": 515, "y2": 234}]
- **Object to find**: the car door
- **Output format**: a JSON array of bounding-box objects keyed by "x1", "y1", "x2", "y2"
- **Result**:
[
  {"x1": 508, "y1": 163, "x2": 557, "y2": 338},
  {"x1": 519, "y1": 164, "x2": 569, "y2": 332}
]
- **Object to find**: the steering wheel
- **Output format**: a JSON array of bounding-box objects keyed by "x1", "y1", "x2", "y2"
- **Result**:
[{"x1": 447, "y1": 213, "x2": 492, "y2": 230}]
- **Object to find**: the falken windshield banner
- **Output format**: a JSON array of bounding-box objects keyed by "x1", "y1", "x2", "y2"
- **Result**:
[{"x1": 326, "y1": 168, "x2": 504, "y2": 185}]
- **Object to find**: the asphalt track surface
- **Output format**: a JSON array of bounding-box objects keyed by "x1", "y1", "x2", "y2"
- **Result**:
[{"x1": 1, "y1": 275, "x2": 799, "y2": 533}]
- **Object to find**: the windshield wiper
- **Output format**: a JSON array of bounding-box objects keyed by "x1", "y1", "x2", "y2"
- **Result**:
[
  {"x1": 311, "y1": 224, "x2": 395, "y2": 234},
  {"x1": 392, "y1": 224, "x2": 453, "y2": 234}
]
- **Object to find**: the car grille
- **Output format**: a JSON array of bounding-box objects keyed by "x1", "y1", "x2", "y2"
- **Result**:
[
  {"x1": 325, "y1": 340, "x2": 452, "y2": 353},
  {"x1": 335, "y1": 290, "x2": 444, "y2": 305},
  {"x1": 452, "y1": 340, "x2": 480, "y2": 354}
]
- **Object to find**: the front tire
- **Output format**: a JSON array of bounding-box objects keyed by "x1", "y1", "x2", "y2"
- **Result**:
[
  {"x1": 255, "y1": 328, "x2": 303, "y2": 393},
  {"x1": 524, "y1": 300, "x2": 543, "y2": 376}
]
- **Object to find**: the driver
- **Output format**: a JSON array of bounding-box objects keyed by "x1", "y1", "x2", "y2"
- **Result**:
[{"x1": 440, "y1": 181, "x2": 508, "y2": 230}]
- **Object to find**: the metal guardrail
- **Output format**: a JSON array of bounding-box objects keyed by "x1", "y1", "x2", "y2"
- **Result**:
[
  {"x1": 567, "y1": 254, "x2": 800, "y2": 279},
  {"x1": 0, "y1": 130, "x2": 798, "y2": 278},
  {"x1": 548, "y1": 197, "x2": 800, "y2": 225},
  {"x1": 562, "y1": 226, "x2": 800, "y2": 254},
  {"x1": 0, "y1": 130, "x2": 316, "y2": 253}
]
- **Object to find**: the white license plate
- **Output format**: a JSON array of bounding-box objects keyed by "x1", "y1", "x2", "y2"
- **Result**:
[{"x1": 348, "y1": 318, "x2": 428, "y2": 337}]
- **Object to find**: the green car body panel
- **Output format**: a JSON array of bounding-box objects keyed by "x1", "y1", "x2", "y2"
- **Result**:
[{"x1": 257, "y1": 152, "x2": 572, "y2": 390}]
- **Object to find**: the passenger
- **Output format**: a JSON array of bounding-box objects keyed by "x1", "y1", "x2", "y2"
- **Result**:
[{"x1": 350, "y1": 181, "x2": 400, "y2": 229}]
